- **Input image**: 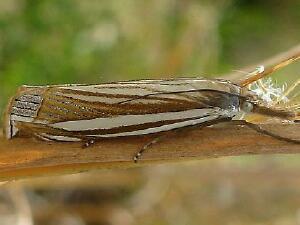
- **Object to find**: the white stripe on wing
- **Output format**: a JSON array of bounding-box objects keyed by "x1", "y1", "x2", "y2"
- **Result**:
[
  {"x1": 59, "y1": 85, "x2": 158, "y2": 96},
  {"x1": 58, "y1": 92, "x2": 193, "y2": 104},
  {"x1": 58, "y1": 93, "x2": 130, "y2": 104},
  {"x1": 87, "y1": 114, "x2": 221, "y2": 137},
  {"x1": 49, "y1": 108, "x2": 220, "y2": 131}
]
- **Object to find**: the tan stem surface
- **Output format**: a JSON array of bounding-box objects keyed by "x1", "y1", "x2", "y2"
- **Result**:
[{"x1": 0, "y1": 122, "x2": 299, "y2": 181}]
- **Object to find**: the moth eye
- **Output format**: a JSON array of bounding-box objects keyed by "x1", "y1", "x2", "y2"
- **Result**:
[{"x1": 241, "y1": 101, "x2": 254, "y2": 113}]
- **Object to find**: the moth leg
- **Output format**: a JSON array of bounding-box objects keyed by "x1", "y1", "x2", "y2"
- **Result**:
[
  {"x1": 82, "y1": 139, "x2": 96, "y2": 148},
  {"x1": 240, "y1": 120, "x2": 300, "y2": 144},
  {"x1": 134, "y1": 117, "x2": 233, "y2": 163},
  {"x1": 134, "y1": 136, "x2": 162, "y2": 163}
]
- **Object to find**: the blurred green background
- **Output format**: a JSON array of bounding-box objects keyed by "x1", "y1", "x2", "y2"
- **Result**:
[
  {"x1": 0, "y1": 1, "x2": 300, "y2": 225},
  {"x1": 1, "y1": 0, "x2": 299, "y2": 114}
]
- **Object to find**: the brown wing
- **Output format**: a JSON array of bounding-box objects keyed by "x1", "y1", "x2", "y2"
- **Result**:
[
  {"x1": 5, "y1": 78, "x2": 241, "y2": 139},
  {"x1": 35, "y1": 78, "x2": 241, "y2": 123}
]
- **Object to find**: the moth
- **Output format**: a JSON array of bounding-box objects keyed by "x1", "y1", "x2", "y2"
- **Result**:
[{"x1": 3, "y1": 68, "x2": 299, "y2": 162}]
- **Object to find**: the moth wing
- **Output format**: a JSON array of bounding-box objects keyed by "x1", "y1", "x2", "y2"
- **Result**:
[
  {"x1": 6, "y1": 79, "x2": 240, "y2": 140},
  {"x1": 34, "y1": 79, "x2": 239, "y2": 123}
]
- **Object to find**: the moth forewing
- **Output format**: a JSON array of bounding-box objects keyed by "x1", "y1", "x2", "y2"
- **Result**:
[{"x1": 4, "y1": 79, "x2": 243, "y2": 142}]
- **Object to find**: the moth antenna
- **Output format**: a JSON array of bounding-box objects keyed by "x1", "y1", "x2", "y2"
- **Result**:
[
  {"x1": 232, "y1": 66, "x2": 265, "y2": 76},
  {"x1": 232, "y1": 69, "x2": 250, "y2": 75}
]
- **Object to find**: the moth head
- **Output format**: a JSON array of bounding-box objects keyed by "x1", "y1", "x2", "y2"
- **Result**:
[
  {"x1": 238, "y1": 86, "x2": 258, "y2": 113},
  {"x1": 248, "y1": 78, "x2": 289, "y2": 107},
  {"x1": 239, "y1": 78, "x2": 298, "y2": 120}
]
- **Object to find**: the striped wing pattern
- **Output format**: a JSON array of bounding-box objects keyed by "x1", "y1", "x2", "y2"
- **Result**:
[{"x1": 7, "y1": 78, "x2": 241, "y2": 141}]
